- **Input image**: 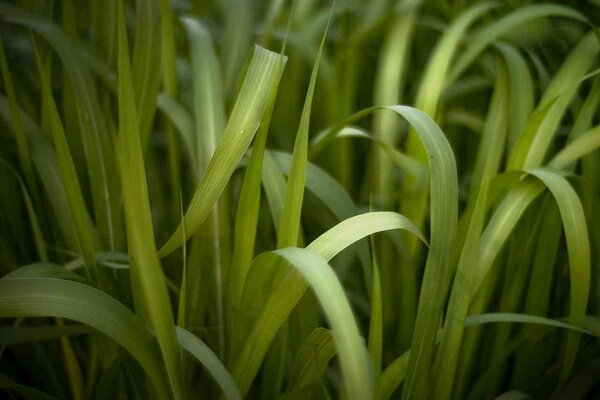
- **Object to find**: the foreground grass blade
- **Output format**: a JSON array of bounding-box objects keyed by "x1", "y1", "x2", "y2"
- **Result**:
[
  {"x1": 0, "y1": 278, "x2": 170, "y2": 399},
  {"x1": 116, "y1": 4, "x2": 183, "y2": 398},
  {"x1": 253, "y1": 248, "x2": 373, "y2": 400},
  {"x1": 231, "y1": 211, "x2": 426, "y2": 395},
  {"x1": 159, "y1": 46, "x2": 287, "y2": 257}
]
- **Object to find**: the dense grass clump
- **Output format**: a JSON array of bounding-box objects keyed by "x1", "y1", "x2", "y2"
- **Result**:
[{"x1": 0, "y1": 0, "x2": 599, "y2": 399}]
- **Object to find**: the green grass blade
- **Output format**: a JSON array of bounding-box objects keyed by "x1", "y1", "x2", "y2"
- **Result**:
[
  {"x1": 158, "y1": 46, "x2": 287, "y2": 257},
  {"x1": 528, "y1": 168, "x2": 591, "y2": 383},
  {"x1": 231, "y1": 210, "x2": 425, "y2": 395},
  {"x1": 34, "y1": 46, "x2": 97, "y2": 279},
  {"x1": 464, "y1": 313, "x2": 593, "y2": 336},
  {"x1": 272, "y1": 247, "x2": 373, "y2": 400},
  {"x1": 448, "y1": 4, "x2": 586, "y2": 83},
  {"x1": 277, "y1": 2, "x2": 333, "y2": 249},
  {"x1": 379, "y1": 350, "x2": 410, "y2": 400},
  {"x1": 116, "y1": 4, "x2": 183, "y2": 398},
  {"x1": 0, "y1": 278, "x2": 170, "y2": 399}
]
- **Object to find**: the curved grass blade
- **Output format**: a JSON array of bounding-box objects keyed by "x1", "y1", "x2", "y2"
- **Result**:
[
  {"x1": 231, "y1": 211, "x2": 426, "y2": 396},
  {"x1": 448, "y1": 4, "x2": 586, "y2": 83},
  {"x1": 0, "y1": 278, "x2": 170, "y2": 399},
  {"x1": 158, "y1": 46, "x2": 287, "y2": 257},
  {"x1": 528, "y1": 168, "x2": 591, "y2": 383},
  {"x1": 273, "y1": 248, "x2": 374, "y2": 400},
  {"x1": 286, "y1": 327, "x2": 336, "y2": 391},
  {"x1": 464, "y1": 313, "x2": 593, "y2": 336}
]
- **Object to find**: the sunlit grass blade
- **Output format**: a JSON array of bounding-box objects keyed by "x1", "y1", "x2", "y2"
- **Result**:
[
  {"x1": 231, "y1": 210, "x2": 426, "y2": 395},
  {"x1": 158, "y1": 46, "x2": 287, "y2": 257},
  {"x1": 262, "y1": 248, "x2": 373, "y2": 400}
]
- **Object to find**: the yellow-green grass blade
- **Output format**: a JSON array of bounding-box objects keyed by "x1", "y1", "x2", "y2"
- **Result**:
[
  {"x1": 495, "y1": 42, "x2": 534, "y2": 153},
  {"x1": 368, "y1": 250, "x2": 383, "y2": 399},
  {"x1": 550, "y1": 125, "x2": 600, "y2": 169},
  {"x1": 175, "y1": 327, "x2": 242, "y2": 400},
  {"x1": 528, "y1": 168, "x2": 590, "y2": 383},
  {"x1": 35, "y1": 47, "x2": 97, "y2": 279},
  {"x1": 181, "y1": 16, "x2": 226, "y2": 176},
  {"x1": 379, "y1": 350, "x2": 410, "y2": 400},
  {"x1": 226, "y1": 80, "x2": 281, "y2": 342},
  {"x1": 371, "y1": 11, "x2": 416, "y2": 202},
  {"x1": 116, "y1": 4, "x2": 183, "y2": 399},
  {"x1": 434, "y1": 181, "x2": 490, "y2": 400},
  {"x1": 158, "y1": 46, "x2": 287, "y2": 257},
  {"x1": 181, "y1": 15, "x2": 231, "y2": 357},
  {"x1": 307, "y1": 105, "x2": 457, "y2": 399},
  {"x1": 447, "y1": 4, "x2": 587, "y2": 84},
  {"x1": 231, "y1": 211, "x2": 426, "y2": 396},
  {"x1": 270, "y1": 149, "x2": 374, "y2": 290},
  {"x1": 508, "y1": 32, "x2": 599, "y2": 170},
  {"x1": 464, "y1": 313, "x2": 594, "y2": 336},
  {"x1": 468, "y1": 59, "x2": 508, "y2": 200},
  {"x1": 258, "y1": 248, "x2": 373, "y2": 400},
  {"x1": 0, "y1": 278, "x2": 170, "y2": 399},
  {"x1": 277, "y1": 2, "x2": 333, "y2": 249}
]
